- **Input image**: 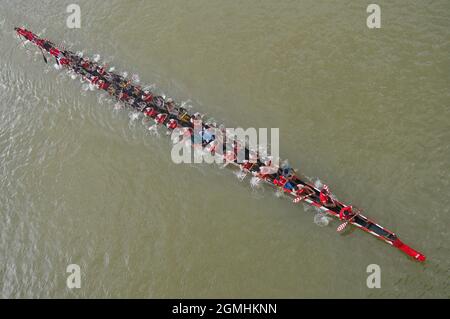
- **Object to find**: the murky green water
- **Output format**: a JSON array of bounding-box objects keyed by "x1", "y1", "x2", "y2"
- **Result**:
[{"x1": 1, "y1": 0, "x2": 449, "y2": 298}]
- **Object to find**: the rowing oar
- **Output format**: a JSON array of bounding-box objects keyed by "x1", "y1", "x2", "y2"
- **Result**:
[
  {"x1": 336, "y1": 210, "x2": 361, "y2": 232},
  {"x1": 38, "y1": 46, "x2": 48, "y2": 63},
  {"x1": 18, "y1": 33, "x2": 48, "y2": 64},
  {"x1": 292, "y1": 192, "x2": 314, "y2": 203}
]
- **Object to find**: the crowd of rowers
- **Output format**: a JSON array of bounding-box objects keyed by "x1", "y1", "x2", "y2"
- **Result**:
[
  {"x1": 31, "y1": 31, "x2": 355, "y2": 221},
  {"x1": 67, "y1": 53, "x2": 356, "y2": 221}
]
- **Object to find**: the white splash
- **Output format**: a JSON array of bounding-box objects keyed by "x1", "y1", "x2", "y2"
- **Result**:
[
  {"x1": 148, "y1": 125, "x2": 159, "y2": 136},
  {"x1": 129, "y1": 112, "x2": 140, "y2": 121},
  {"x1": 275, "y1": 188, "x2": 284, "y2": 198},
  {"x1": 131, "y1": 74, "x2": 140, "y2": 83},
  {"x1": 314, "y1": 213, "x2": 331, "y2": 227},
  {"x1": 250, "y1": 176, "x2": 262, "y2": 188},
  {"x1": 235, "y1": 170, "x2": 247, "y2": 181}
]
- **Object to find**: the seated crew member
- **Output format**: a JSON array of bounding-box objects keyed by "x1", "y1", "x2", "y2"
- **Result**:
[
  {"x1": 118, "y1": 90, "x2": 129, "y2": 101},
  {"x1": 90, "y1": 76, "x2": 99, "y2": 84},
  {"x1": 273, "y1": 165, "x2": 288, "y2": 187},
  {"x1": 283, "y1": 180, "x2": 296, "y2": 192},
  {"x1": 155, "y1": 113, "x2": 168, "y2": 124},
  {"x1": 119, "y1": 80, "x2": 131, "y2": 89},
  {"x1": 132, "y1": 85, "x2": 141, "y2": 97},
  {"x1": 165, "y1": 98, "x2": 178, "y2": 115},
  {"x1": 190, "y1": 112, "x2": 202, "y2": 124},
  {"x1": 124, "y1": 85, "x2": 134, "y2": 97},
  {"x1": 339, "y1": 205, "x2": 355, "y2": 221},
  {"x1": 143, "y1": 107, "x2": 158, "y2": 118},
  {"x1": 107, "y1": 86, "x2": 116, "y2": 96},
  {"x1": 97, "y1": 65, "x2": 106, "y2": 75},
  {"x1": 319, "y1": 184, "x2": 336, "y2": 208},
  {"x1": 137, "y1": 101, "x2": 147, "y2": 111},
  {"x1": 177, "y1": 107, "x2": 191, "y2": 123},
  {"x1": 257, "y1": 158, "x2": 277, "y2": 176},
  {"x1": 152, "y1": 96, "x2": 165, "y2": 108},
  {"x1": 292, "y1": 184, "x2": 315, "y2": 203},
  {"x1": 81, "y1": 58, "x2": 90, "y2": 69},
  {"x1": 232, "y1": 140, "x2": 242, "y2": 162},
  {"x1": 42, "y1": 41, "x2": 52, "y2": 51},
  {"x1": 282, "y1": 166, "x2": 295, "y2": 179},
  {"x1": 142, "y1": 91, "x2": 153, "y2": 103},
  {"x1": 166, "y1": 118, "x2": 178, "y2": 130},
  {"x1": 56, "y1": 55, "x2": 70, "y2": 66},
  {"x1": 294, "y1": 184, "x2": 314, "y2": 199},
  {"x1": 202, "y1": 127, "x2": 215, "y2": 145},
  {"x1": 242, "y1": 160, "x2": 254, "y2": 171}
]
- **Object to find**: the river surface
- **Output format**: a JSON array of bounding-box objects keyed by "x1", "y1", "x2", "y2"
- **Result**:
[{"x1": 0, "y1": 0, "x2": 449, "y2": 298}]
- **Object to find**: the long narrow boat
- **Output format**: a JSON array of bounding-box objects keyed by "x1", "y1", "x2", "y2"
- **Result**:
[{"x1": 14, "y1": 27, "x2": 426, "y2": 262}]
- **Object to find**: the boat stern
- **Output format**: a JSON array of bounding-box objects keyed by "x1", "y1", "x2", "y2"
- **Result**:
[{"x1": 393, "y1": 239, "x2": 426, "y2": 262}]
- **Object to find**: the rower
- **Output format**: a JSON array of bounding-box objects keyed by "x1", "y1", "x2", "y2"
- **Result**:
[
  {"x1": 152, "y1": 96, "x2": 165, "y2": 108},
  {"x1": 190, "y1": 112, "x2": 202, "y2": 124},
  {"x1": 142, "y1": 91, "x2": 153, "y2": 103},
  {"x1": 98, "y1": 80, "x2": 109, "y2": 90},
  {"x1": 97, "y1": 65, "x2": 106, "y2": 75},
  {"x1": 293, "y1": 184, "x2": 315, "y2": 203},
  {"x1": 205, "y1": 140, "x2": 218, "y2": 154},
  {"x1": 319, "y1": 184, "x2": 336, "y2": 208},
  {"x1": 339, "y1": 205, "x2": 355, "y2": 221},
  {"x1": 155, "y1": 113, "x2": 168, "y2": 124},
  {"x1": 166, "y1": 118, "x2": 178, "y2": 130},
  {"x1": 283, "y1": 180, "x2": 296, "y2": 192},
  {"x1": 242, "y1": 160, "x2": 254, "y2": 171},
  {"x1": 258, "y1": 158, "x2": 277, "y2": 176},
  {"x1": 107, "y1": 86, "x2": 116, "y2": 96},
  {"x1": 202, "y1": 127, "x2": 215, "y2": 145},
  {"x1": 273, "y1": 174, "x2": 288, "y2": 187},
  {"x1": 132, "y1": 86, "x2": 141, "y2": 97},
  {"x1": 119, "y1": 79, "x2": 131, "y2": 89},
  {"x1": 165, "y1": 98, "x2": 178, "y2": 115},
  {"x1": 81, "y1": 58, "x2": 90, "y2": 69},
  {"x1": 90, "y1": 76, "x2": 99, "y2": 85},
  {"x1": 118, "y1": 91, "x2": 129, "y2": 101},
  {"x1": 56, "y1": 54, "x2": 70, "y2": 66},
  {"x1": 177, "y1": 107, "x2": 191, "y2": 123},
  {"x1": 143, "y1": 107, "x2": 157, "y2": 118}
]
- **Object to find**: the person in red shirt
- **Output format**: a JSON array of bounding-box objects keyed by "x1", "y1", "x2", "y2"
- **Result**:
[
  {"x1": 339, "y1": 206, "x2": 355, "y2": 221},
  {"x1": 293, "y1": 184, "x2": 315, "y2": 203},
  {"x1": 166, "y1": 119, "x2": 178, "y2": 130},
  {"x1": 319, "y1": 185, "x2": 336, "y2": 208}
]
